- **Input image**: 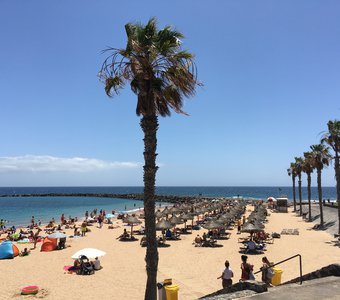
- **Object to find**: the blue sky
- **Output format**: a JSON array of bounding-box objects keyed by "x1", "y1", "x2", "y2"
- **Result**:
[{"x1": 0, "y1": 1, "x2": 339, "y2": 187}]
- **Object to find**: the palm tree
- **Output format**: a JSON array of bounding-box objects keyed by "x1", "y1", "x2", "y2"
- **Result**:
[
  {"x1": 310, "y1": 144, "x2": 331, "y2": 227},
  {"x1": 302, "y1": 152, "x2": 314, "y2": 222},
  {"x1": 287, "y1": 162, "x2": 297, "y2": 212},
  {"x1": 98, "y1": 18, "x2": 200, "y2": 299},
  {"x1": 295, "y1": 157, "x2": 304, "y2": 215},
  {"x1": 322, "y1": 120, "x2": 340, "y2": 235}
]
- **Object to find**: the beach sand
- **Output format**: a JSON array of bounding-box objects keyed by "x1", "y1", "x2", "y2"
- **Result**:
[{"x1": 0, "y1": 205, "x2": 339, "y2": 300}]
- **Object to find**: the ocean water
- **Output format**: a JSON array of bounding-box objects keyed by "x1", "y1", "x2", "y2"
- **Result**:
[{"x1": 0, "y1": 186, "x2": 336, "y2": 227}]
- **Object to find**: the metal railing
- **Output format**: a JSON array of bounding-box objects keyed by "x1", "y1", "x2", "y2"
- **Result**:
[{"x1": 254, "y1": 254, "x2": 303, "y2": 285}]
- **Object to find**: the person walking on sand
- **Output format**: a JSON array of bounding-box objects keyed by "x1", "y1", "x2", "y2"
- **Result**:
[
  {"x1": 237, "y1": 219, "x2": 242, "y2": 234},
  {"x1": 98, "y1": 214, "x2": 103, "y2": 229},
  {"x1": 217, "y1": 260, "x2": 234, "y2": 288},
  {"x1": 81, "y1": 222, "x2": 87, "y2": 237},
  {"x1": 240, "y1": 255, "x2": 254, "y2": 281},
  {"x1": 61, "y1": 213, "x2": 65, "y2": 225},
  {"x1": 32, "y1": 228, "x2": 41, "y2": 249}
]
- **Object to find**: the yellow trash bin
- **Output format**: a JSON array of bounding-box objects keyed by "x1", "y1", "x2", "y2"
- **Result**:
[
  {"x1": 271, "y1": 267, "x2": 283, "y2": 286},
  {"x1": 164, "y1": 284, "x2": 179, "y2": 300}
]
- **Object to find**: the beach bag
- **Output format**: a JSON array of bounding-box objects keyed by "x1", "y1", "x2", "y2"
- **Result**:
[
  {"x1": 267, "y1": 267, "x2": 274, "y2": 279},
  {"x1": 272, "y1": 232, "x2": 281, "y2": 238}
]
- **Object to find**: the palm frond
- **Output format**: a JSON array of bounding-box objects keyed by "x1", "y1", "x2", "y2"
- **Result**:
[{"x1": 99, "y1": 17, "x2": 201, "y2": 116}]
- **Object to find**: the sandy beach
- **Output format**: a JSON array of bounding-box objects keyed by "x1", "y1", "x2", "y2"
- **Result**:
[{"x1": 0, "y1": 204, "x2": 339, "y2": 300}]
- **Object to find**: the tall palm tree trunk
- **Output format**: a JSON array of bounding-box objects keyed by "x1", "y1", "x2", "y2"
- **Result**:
[
  {"x1": 307, "y1": 173, "x2": 312, "y2": 222},
  {"x1": 292, "y1": 175, "x2": 296, "y2": 212},
  {"x1": 298, "y1": 174, "x2": 302, "y2": 215},
  {"x1": 335, "y1": 154, "x2": 340, "y2": 235},
  {"x1": 317, "y1": 168, "x2": 324, "y2": 227},
  {"x1": 141, "y1": 115, "x2": 159, "y2": 300}
]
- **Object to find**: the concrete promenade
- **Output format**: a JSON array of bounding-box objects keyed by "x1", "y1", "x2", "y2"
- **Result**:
[{"x1": 297, "y1": 203, "x2": 339, "y2": 236}]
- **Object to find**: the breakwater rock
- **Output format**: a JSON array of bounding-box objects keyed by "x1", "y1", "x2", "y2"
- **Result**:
[{"x1": 0, "y1": 193, "x2": 202, "y2": 204}]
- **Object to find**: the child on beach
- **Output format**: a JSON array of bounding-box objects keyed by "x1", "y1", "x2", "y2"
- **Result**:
[
  {"x1": 217, "y1": 260, "x2": 234, "y2": 288},
  {"x1": 20, "y1": 248, "x2": 30, "y2": 256}
]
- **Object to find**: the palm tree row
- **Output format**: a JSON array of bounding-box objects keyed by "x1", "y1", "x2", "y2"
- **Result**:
[{"x1": 287, "y1": 120, "x2": 339, "y2": 234}]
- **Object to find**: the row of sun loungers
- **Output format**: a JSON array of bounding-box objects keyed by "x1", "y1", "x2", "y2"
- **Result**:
[{"x1": 281, "y1": 228, "x2": 299, "y2": 235}]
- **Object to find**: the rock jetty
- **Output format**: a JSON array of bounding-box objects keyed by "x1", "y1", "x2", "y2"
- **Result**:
[{"x1": 0, "y1": 193, "x2": 201, "y2": 204}]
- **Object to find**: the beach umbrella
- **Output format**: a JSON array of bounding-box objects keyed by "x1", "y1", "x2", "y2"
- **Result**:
[
  {"x1": 169, "y1": 215, "x2": 183, "y2": 225},
  {"x1": 123, "y1": 216, "x2": 142, "y2": 237},
  {"x1": 181, "y1": 212, "x2": 194, "y2": 220},
  {"x1": 156, "y1": 219, "x2": 174, "y2": 243},
  {"x1": 161, "y1": 207, "x2": 172, "y2": 218},
  {"x1": 241, "y1": 222, "x2": 263, "y2": 233},
  {"x1": 180, "y1": 213, "x2": 194, "y2": 232},
  {"x1": 72, "y1": 248, "x2": 106, "y2": 259},
  {"x1": 155, "y1": 210, "x2": 164, "y2": 219},
  {"x1": 156, "y1": 219, "x2": 173, "y2": 230},
  {"x1": 169, "y1": 215, "x2": 183, "y2": 233},
  {"x1": 48, "y1": 231, "x2": 67, "y2": 239},
  {"x1": 193, "y1": 208, "x2": 206, "y2": 222},
  {"x1": 202, "y1": 220, "x2": 224, "y2": 230},
  {"x1": 252, "y1": 220, "x2": 265, "y2": 229},
  {"x1": 179, "y1": 204, "x2": 190, "y2": 213},
  {"x1": 170, "y1": 206, "x2": 182, "y2": 215},
  {"x1": 216, "y1": 217, "x2": 230, "y2": 226}
]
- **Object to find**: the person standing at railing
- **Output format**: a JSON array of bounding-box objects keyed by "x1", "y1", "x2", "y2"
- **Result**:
[{"x1": 261, "y1": 256, "x2": 274, "y2": 285}]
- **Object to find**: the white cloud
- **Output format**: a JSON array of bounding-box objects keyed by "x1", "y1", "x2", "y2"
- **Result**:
[{"x1": 0, "y1": 155, "x2": 142, "y2": 173}]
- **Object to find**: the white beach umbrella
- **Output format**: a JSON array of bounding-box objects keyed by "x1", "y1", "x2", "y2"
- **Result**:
[
  {"x1": 71, "y1": 248, "x2": 106, "y2": 259},
  {"x1": 48, "y1": 231, "x2": 67, "y2": 239}
]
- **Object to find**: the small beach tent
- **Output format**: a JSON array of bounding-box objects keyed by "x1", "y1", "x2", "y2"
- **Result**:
[
  {"x1": 40, "y1": 237, "x2": 57, "y2": 252},
  {"x1": 0, "y1": 240, "x2": 19, "y2": 259}
]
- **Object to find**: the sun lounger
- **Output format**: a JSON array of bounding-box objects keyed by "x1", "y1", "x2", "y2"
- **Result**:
[
  {"x1": 281, "y1": 228, "x2": 299, "y2": 235},
  {"x1": 281, "y1": 229, "x2": 288, "y2": 235}
]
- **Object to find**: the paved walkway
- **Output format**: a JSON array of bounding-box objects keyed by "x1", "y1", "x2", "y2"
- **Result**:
[
  {"x1": 245, "y1": 276, "x2": 340, "y2": 300},
  {"x1": 201, "y1": 277, "x2": 340, "y2": 300},
  {"x1": 296, "y1": 203, "x2": 339, "y2": 236}
]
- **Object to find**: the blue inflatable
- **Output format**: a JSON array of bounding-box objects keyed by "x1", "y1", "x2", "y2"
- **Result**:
[{"x1": 0, "y1": 240, "x2": 19, "y2": 259}]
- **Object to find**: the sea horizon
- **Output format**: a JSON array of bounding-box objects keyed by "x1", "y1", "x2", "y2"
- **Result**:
[{"x1": 0, "y1": 186, "x2": 337, "y2": 227}]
